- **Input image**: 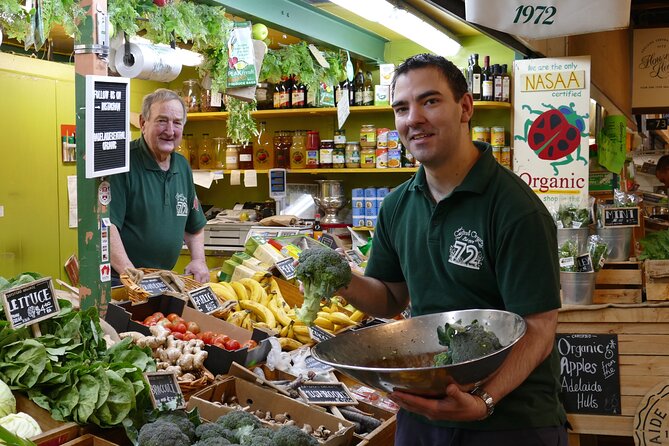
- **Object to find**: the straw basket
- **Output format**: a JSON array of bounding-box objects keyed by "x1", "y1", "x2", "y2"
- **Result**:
[
  {"x1": 118, "y1": 268, "x2": 204, "y2": 303},
  {"x1": 179, "y1": 368, "x2": 215, "y2": 400}
]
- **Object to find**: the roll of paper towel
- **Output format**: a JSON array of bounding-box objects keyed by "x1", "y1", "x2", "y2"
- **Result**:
[{"x1": 114, "y1": 42, "x2": 182, "y2": 82}]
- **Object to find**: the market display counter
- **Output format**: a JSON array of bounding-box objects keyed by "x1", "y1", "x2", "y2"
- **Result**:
[{"x1": 558, "y1": 302, "x2": 669, "y2": 445}]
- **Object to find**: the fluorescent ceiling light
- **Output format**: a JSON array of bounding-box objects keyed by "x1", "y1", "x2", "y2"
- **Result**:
[{"x1": 328, "y1": 0, "x2": 461, "y2": 56}]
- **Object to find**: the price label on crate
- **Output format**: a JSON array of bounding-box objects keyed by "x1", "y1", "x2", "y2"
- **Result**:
[
  {"x1": 144, "y1": 372, "x2": 185, "y2": 410},
  {"x1": 139, "y1": 276, "x2": 175, "y2": 297},
  {"x1": 309, "y1": 325, "x2": 334, "y2": 343},
  {"x1": 1, "y1": 277, "x2": 60, "y2": 329},
  {"x1": 298, "y1": 382, "x2": 358, "y2": 406},
  {"x1": 576, "y1": 254, "x2": 594, "y2": 272},
  {"x1": 344, "y1": 249, "x2": 364, "y2": 266},
  {"x1": 319, "y1": 233, "x2": 338, "y2": 249},
  {"x1": 602, "y1": 207, "x2": 640, "y2": 227},
  {"x1": 275, "y1": 257, "x2": 296, "y2": 280},
  {"x1": 187, "y1": 286, "x2": 221, "y2": 314},
  {"x1": 305, "y1": 354, "x2": 334, "y2": 373}
]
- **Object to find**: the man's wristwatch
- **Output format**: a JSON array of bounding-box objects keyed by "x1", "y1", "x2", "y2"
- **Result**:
[{"x1": 470, "y1": 386, "x2": 495, "y2": 419}]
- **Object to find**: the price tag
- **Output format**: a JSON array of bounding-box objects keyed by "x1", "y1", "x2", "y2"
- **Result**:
[
  {"x1": 139, "y1": 276, "x2": 175, "y2": 297},
  {"x1": 319, "y1": 233, "x2": 338, "y2": 249},
  {"x1": 602, "y1": 207, "x2": 640, "y2": 228},
  {"x1": 298, "y1": 382, "x2": 357, "y2": 406},
  {"x1": 1, "y1": 277, "x2": 60, "y2": 329},
  {"x1": 344, "y1": 249, "x2": 364, "y2": 266},
  {"x1": 309, "y1": 325, "x2": 334, "y2": 343},
  {"x1": 576, "y1": 253, "x2": 594, "y2": 273},
  {"x1": 308, "y1": 44, "x2": 330, "y2": 68},
  {"x1": 305, "y1": 354, "x2": 334, "y2": 373},
  {"x1": 187, "y1": 286, "x2": 222, "y2": 314},
  {"x1": 144, "y1": 372, "x2": 185, "y2": 410},
  {"x1": 275, "y1": 257, "x2": 296, "y2": 280}
]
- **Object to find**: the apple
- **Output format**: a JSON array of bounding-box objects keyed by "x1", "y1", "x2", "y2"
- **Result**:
[
  {"x1": 153, "y1": 0, "x2": 167, "y2": 6},
  {"x1": 252, "y1": 23, "x2": 269, "y2": 41}
]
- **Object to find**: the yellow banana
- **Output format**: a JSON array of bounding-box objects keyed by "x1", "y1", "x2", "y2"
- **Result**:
[
  {"x1": 287, "y1": 322, "x2": 295, "y2": 339},
  {"x1": 349, "y1": 309, "x2": 366, "y2": 323},
  {"x1": 268, "y1": 297, "x2": 293, "y2": 327},
  {"x1": 292, "y1": 324, "x2": 310, "y2": 337},
  {"x1": 327, "y1": 311, "x2": 357, "y2": 326},
  {"x1": 218, "y1": 282, "x2": 241, "y2": 310},
  {"x1": 241, "y1": 312, "x2": 254, "y2": 330},
  {"x1": 230, "y1": 281, "x2": 248, "y2": 301},
  {"x1": 319, "y1": 304, "x2": 333, "y2": 313},
  {"x1": 253, "y1": 321, "x2": 271, "y2": 330},
  {"x1": 239, "y1": 299, "x2": 277, "y2": 329},
  {"x1": 278, "y1": 337, "x2": 303, "y2": 351},
  {"x1": 313, "y1": 316, "x2": 335, "y2": 331},
  {"x1": 259, "y1": 288, "x2": 271, "y2": 307},
  {"x1": 227, "y1": 310, "x2": 249, "y2": 326},
  {"x1": 293, "y1": 331, "x2": 313, "y2": 344},
  {"x1": 239, "y1": 278, "x2": 261, "y2": 302},
  {"x1": 279, "y1": 320, "x2": 293, "y2": 337}
]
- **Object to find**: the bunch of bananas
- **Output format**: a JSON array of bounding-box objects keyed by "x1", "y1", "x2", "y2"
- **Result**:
[{"x1": 207, "y1": 275, "x2": 366, "y2": 351}]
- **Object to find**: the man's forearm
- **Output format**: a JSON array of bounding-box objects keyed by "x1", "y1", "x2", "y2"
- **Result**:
[
  {"x1": 183, "y1": 228, "x2": 205, "y2": 261},
  {"x1": 338, "y1": 273, "x2": 410, "y2": 318},
  {"x1": 110, "y1": 224, "x2": 134, "y2": 274}
]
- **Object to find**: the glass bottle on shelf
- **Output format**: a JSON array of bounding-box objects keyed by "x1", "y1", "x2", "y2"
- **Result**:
[
  {"x1": 354, "y1": 67, "x2": 365, "y2": 106},
  {"x1": 198, "y1": 133, "x2": 214, "y2": 169},
  {"x1": 501, "y1": 64, "x2": 511, "y2": 103},
  {"x1": 306, "y1": 130, "x2": 320, "y2": 168},
  {"x1": 319, "y1": 140, "x2": 334, "y2": 169},
  {"x1": 225, "y1": 144, "x2": 239, "y2": 170},
  {"x1": 481, "y1": 56, "x2": 493, "y2": 101},
  {"x1": 493, "y1": 64, "x2": 504, "y2": 102},
  {"x1": 345, "y1": 142, "x2": 361, "y2": 168},
  {"x1": 471, "y1": 54, "x2": 482, "y2": 100},
  {"x1": 212, "y1": 137, "x2": 226, "y2": 169},
  {"x1": 175, "y1": 134, "x2": 190, "y2": 164},
  {"x1": 312, "y1": 214, "x2": 323, "y2": 240},
  {"x1": 290, "y1": 130, "x2": 307, "y2": 169},
  {"x1": 238, "y1": 142, "x2": 254, "y2": 169},
  {"x1": 363, "y1": 71, "x2": 374, "y2": 106},
  {"x1": 333, "y1": 129, "x2": 346, "y2": 168},
  {"x1": 181, "y1": 79, "x2": 201, "y2": 113},
  {"x1": 254, "y1": 121, "x2": 274, "y2": 169},
  {"x1": 290, "y1": 75, "x2": 306, "y2": 108},
  {"x1": 273, "y1": 130, "x2": 291, "y2": 168}
]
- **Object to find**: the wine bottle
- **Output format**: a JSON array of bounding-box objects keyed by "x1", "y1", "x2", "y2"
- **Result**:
[
  {"x1": 354, "y1": 67, "x2": 365, "y2": 106},
  {"x1": 482, "y1": 56, "x2": 493, "y2": 101},
  {"x1": 471, "y1": 54, "x2": 482, "y2": 100},
  {"x1": 493, "y1": 64, "x2": 503, "y2": 102},
  {"x1": 363, "y1": 71, "x2": 374, "y2": 106}
]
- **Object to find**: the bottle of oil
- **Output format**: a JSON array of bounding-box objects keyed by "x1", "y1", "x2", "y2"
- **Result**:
[
  {"x1": 253, "y1": 121, "x2": 274, "y2": 169},
  {"x1": 312, "y1": 214, "x2": 323, "y2": 240},
  {"x1": 198, "y1": 133, "x2": 214, "y2": 169}
]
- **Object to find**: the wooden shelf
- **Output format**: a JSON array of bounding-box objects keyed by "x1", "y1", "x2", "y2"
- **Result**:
[
  {"x1": 187, "y1": 102, "x2": 509, "y2": 121},
  {"x1": 194, "y1": 167, "x2": 417, "y2": 175}
]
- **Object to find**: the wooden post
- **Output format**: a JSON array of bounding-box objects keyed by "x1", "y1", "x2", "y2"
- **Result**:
[{"x1": 75, "y1": 0, "x2": 111, "y2": 312}]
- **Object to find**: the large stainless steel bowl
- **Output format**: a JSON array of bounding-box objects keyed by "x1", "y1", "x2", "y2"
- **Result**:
[{"x1": 311, "y1": 309, "x2": 526, "y2": 397}]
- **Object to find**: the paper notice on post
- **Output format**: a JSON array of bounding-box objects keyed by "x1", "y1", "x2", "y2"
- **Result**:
[
  {"x1": 67, "y1": 175, "x2": 77, "y2": 228},
  {"x1": 337, "y1": 97, "x2": 350, "y2": 130},
  {"x1": 230, "y1": 170, "x2": 241, "y2": 186},
  {"x1": 244, "y1": 170, "x2": 257, "y2": 187}
]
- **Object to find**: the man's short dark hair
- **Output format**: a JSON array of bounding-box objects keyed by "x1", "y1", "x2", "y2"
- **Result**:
[
  {"x1": 391, "y1": 53, "x2": 469, "y2": 101},
  {"x1": 658, "y1": 154, "x2": 669, "y2": 173}
]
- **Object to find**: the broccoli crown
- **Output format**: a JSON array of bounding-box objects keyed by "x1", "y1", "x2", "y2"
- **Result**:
[
  {"x1": 138, "y1": 421, "x2": 190, "y2": 446},
  {"x1": 193, "y1": 437, "x2": 232, "y2": 446},
  {"x1": 195, "y1": 423, "x2": 235, "y2": 441},
  {"x1": 295, "y1": 248, "x2": 352, "y2": 324},
  {"x1": 435, "y1": 321, "x2": 502, "y2": 365},
  {"x1": 240, "y1": 427, "x2": 275, "y2": 446},
  {"x1": 216, "y1": 410, "x2": 262, "y2": 431},
  {"x1": 273, "y1": 425, "x2": 318, "y2": 446},
  {"x1": 156, "y1": 411, "x2": 196, "y2": 441}
]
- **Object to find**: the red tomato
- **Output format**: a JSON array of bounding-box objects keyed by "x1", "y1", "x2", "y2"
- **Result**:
[
  {"x1": 187, "y1": 321, "x2": 201, "y2": 334},
  {"x1": 213, "y1": 341, "x2": 226, "y2": 349},
  {"x1": 152, "y1": 312, "x2": 165, "y2": 319},
  {"x1": 183, "y1": 331, "x2": 197, "y2": 341},
  {"x1": 200, "y1": 331, "x2": 215, "y2": 344},
  {"x1": 143, "y1": 315, "x2": 158, "y2": 325},
  {"x1": 241, "y1": 339, "x2": 258, "y2": 350},
  {"x1": 172, "y1": 322, "x2": 187, "y2": 334},
  {"x1": 213, "y1": 334, "x2": 230, "y2": 345},
  {"x1": 157, "y1": 318, "x2": 172, "y2": 329},
  {"x1": 224, "y1": 339, "x2": 241, "y2": 351},
  {"x1": 172, "y1": 332, "x2": 184, "y2": 340},
  {"x1": 166, "y1": 313, "x2": 182, "y2": 322}
]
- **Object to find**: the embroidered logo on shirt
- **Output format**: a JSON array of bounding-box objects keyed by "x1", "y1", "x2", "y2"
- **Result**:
[
  {"x1": 176, "y1": 193, "x2": 188, "y2": 217},
  {"x1": 448, "y1": 227, "x2": 483, "y2": 270}
]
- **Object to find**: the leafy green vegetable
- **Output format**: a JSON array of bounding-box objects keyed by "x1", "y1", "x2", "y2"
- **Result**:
[
  {"x1": 639, "y1": 230, "x2": 669, "y2": 260},
  {"x1": 555, "y1": 205, "x2": 590, "y2": 228},
  {"x1": 588, "y1": 236, "x2": 608, "y2": 271},
  {"x1": 434, "y1": 320, "x2": 502, "y2": 366},
  {"x1": 226, "y1": 97, "x2": 258, "y2": 145},
  {"x1": 558, "y1": 240, "x2": 578, "y2": 272}
]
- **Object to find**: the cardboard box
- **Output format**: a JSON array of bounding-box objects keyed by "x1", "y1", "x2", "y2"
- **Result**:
[
  {"x1": 14, "y1": 394, "x2": 80, "y2": 446},
  {"x1": 60, "y1": 434, "x2": 119, "y2": 446},
  {"x1": 104, "y1": 294, "x2": 272, "y2": 374},
  {"x1": 187, "y1": 377, "x2": 355, "y2": 446},
  {"x1": 645, "y1": 259, "x2": 669, "y2": 301}
]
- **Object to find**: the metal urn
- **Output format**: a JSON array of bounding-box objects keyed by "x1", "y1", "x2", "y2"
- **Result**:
[{"x1": 313, "y1": 180, "x2": 347, "y2": 224}]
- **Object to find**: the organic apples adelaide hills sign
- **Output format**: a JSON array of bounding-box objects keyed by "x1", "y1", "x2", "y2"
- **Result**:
[{"x1": 513, "y1": 56, "x2": 591, "y2": 211}]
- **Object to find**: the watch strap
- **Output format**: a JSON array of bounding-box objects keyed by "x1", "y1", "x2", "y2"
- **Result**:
[{"x1": 471, "y1": 386, "x2": 495, "y2": 418}]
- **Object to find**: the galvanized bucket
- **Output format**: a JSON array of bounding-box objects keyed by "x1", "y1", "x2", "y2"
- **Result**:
[
  {"x1": 560, "y1": 271, "x2": 597, "y2": 305},
  {"x1": 595, "y1": 227, "x2": 632, "y2": 261},
  {"x1": 557, "y1": 227, "x2": 590, "y2": 255}
]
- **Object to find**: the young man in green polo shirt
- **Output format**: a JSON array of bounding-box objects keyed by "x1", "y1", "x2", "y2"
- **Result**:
[
  {"x1": 109, "y1": 89, "x2": 208, "y2": 283},
  {"x1": 338, "y1": 54, "x2": 567, "y2": 445}
]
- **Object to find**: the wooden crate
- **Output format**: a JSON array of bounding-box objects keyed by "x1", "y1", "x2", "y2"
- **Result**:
[
  {"x1": 593, "y1": 261, "x2": 643, "y2": 304},
  {"x1": 644, "y1": 259, "x2": 669, "y2": 301},
  {"x1": 557, "y1": 304, "x2": 669, "y2": 442}
]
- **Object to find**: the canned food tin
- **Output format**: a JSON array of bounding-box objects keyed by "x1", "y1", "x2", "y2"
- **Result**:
[
  {"x1": 500, "y1": 147, "x2": 511, "y2": 168},
  {"x1": 376, "y1": 128, "x2": 390, "y2": 148},
  {"x1": 388, "y1": 148, "x2": 402, "y2": 168},
  {"x1": 492, "y1": 146, "x2": 501, "y2": 163},
  {"x1": 387, "y1": 130, "x2": 400, "y2": 149},
  {"x1": 472, "y1": 126, "x2": 490, "y2": 143},
  {"x1": 491, "y1": 126, "x2": 505, "y2": 146}
]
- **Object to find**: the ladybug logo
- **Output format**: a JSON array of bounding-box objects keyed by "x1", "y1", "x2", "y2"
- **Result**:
[{"x1": 514, "y1": 102, "x2": 589, "y2": 175}]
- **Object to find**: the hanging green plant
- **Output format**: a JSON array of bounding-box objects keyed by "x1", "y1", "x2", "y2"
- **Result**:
[
  {"x1": 226, "y1": 97, "x2": 258, "y2": 145},
  {"x1": 0, "y1": 0, "x2": 84, "y2": 48}
]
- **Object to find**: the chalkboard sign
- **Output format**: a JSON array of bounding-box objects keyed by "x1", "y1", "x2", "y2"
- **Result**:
[
  {"x1": 344, "y1": 249, "x2": 364, "y2": 266},
  {"x1": 556, "y1": 333, "x2": 621, "y2": 415},
  {"x1": 602, "y1": 207, "x2": 640, "y2": 227},
  {"x1": 187, "y1": 286, "x2": 221, "y2": 314},
  {"x1": 309, "y1": 325, "x2": 334, "y2": 343},
  {"x1": 647, "y1": 118, "x2": 668, "y2": 130},
  {"x1": 85, "y1": 75, "x2": 130, "y2": 178},
  {"x1": 1, "y1": 277, "x2": 60, "y2": 329},
  {"x1": 319, "y1": 233, "x2": 338, "y2": 249},
  {"x1": 275, "y1": 257, "x2": 296, "y2": 280},
  {"x1": 298, "y1": 382, "x2": 357, "y2": 406},
  {"x1": 304, "y1": 354, "x2": 334, "y2": 373},
  {"x1": 144, "y1": 372, "x2": 185, "y2": 409},
  {"x1": 139, "y1": 277, "x2": 174, "y2": 297},
  {"x1": 575, "y1": 254, "x2": 594, "y2": 273}
]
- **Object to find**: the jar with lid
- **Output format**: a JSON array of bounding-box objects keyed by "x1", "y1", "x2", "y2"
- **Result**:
[
  {"x1": 273, "y1": 131, "x2": 291, "y2": 168},
  {"x1": 360, "y1": 145, "x2": 376, "y2": 168},
  {"x1": 200, "y1": 88, "x2": 221, "y2": 112},
  {"x1": 238, "y1": 142, "x2": 254, "y2": 169},
  {"x1": 254, "y1": 121, "x2": 274, "y2": 169},
  {"x1": 360, "y1": 124, "x2": 376, "y2": 149},
  {"x1": 332, "y1": 130, "x2": 346, "y2": 168},
  {"x1": 255, "y1": 83, "x2": 273, "y2": 110},
  {"x1": 225, "y1": 144, "x2": 239, "y2": 170},
  {"x1": 345, "y1": 142, "x2": 361, "y2": 168},
  {"x1": 290, "y1": 130, "x2": 307, "y2": 169},
  {"x1": 306, "y1": 130, "x2": 320, "y2": 168},
  {"x1": 212, "y1": 137, "x2": 226, "y2": 169},
  {"x1": 175, "y1": 134, "x2": 191, "y2": 164},
  {"x1": 181, "y1": 79, "x2": 201, "y2": 113},
  {"x1": 198, "y1": 134, "x2": 214, "y2": 169},
  {"x1": 319, "y1": 140, "x2": 334, "y2": 169}
]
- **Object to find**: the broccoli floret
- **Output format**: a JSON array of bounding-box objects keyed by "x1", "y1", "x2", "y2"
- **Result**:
[
  {"x1": 156, "y1": 411, "x2": 196, "y2": 441},
  {"x1": 195, "y1": 423, "x2": 235, "y2": 441},
  {"x1": 434, "y1": 320, "x2": 502, "y2": 365},
  {"x1": 240, "y1": 427, "x2": 275, "y2": 446},
  {"x1": 137, "y1": 421, "x2": 190, "y2": 446},
  {"x1": 295, "y1": 248, "x2": 352, "y2": 325},
  {"x1": 273, "y1": 425, "x2": 318, "y2": 446},
  {"x1": 216, "y1": 410, "x2": 262, "y2": 431},
  {"x1": 193, "y1": 438, "x2": 232, "y2": 446}
]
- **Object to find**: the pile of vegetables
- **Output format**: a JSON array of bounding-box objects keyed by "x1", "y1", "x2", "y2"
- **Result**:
[
  {"x1": 554, "y1": 205, "x2": 591, "y2": 229},
  {"x1": 434, "y1": 320, "x2": 503, "y2": 366},
  {"x1": 0, "y1": 379, "x2": 41, "y2": 443},
  {"x1": 639, "y1": 230, "x2": 669, "y2": 260}
]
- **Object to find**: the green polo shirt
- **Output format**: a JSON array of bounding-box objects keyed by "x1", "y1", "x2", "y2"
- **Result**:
[
  {"x1": 110, "y1": 136, "x2": 206, "y2": 271},
  {"x1": 366, "y1": 141, "x2": 566, "y2": 430}
]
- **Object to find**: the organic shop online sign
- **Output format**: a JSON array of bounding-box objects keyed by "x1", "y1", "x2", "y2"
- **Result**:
[{"x1": 1, "y1": 277, "x2": 60, "y2": 329}]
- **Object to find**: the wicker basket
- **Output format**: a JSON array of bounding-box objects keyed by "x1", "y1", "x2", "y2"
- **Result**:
[
  {"x1": 179, "y1": 368, "x2": 215, "y2": 400},
  {"x1": 117, "y1": 268, "x2": 204, "y2": 303}
]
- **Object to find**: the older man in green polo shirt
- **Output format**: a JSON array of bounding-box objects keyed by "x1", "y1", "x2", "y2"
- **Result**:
[
  {"x1": 338, "y1": 54, "x2": 567, "y2": 445},
  {"x1": 110, "y1": 89, "x2": 208, "y2": 283}
]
